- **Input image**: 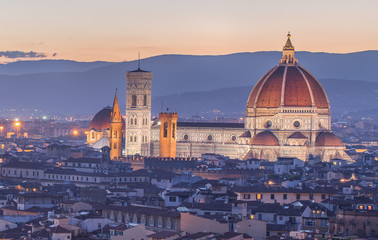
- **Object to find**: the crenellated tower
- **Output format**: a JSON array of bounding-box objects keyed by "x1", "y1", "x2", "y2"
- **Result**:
[
  {"x1": 109, "y1": 90, "x2": 123, "y2": 160},
  {"x1": 125, "y1": 67, "x2": 152, "y2": 156}
]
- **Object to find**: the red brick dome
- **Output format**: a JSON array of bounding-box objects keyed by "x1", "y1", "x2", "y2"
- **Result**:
[
  {"x1": 247, "y1": 65, "x2": 329, "y2": 109},
  {"x1": 250, "y1": 131, "x2": 279, "y2": 146},
  {"x1": 247, "y1": 34, "x2": 329, "y2": 110},
  {"x1": 89, "y1": 107, "x2": 112, "y2": 130},
  {"x1": 316, "y1": 132, "x2": 343, "y2": 147},
  {"x1": 89, "y1": 107, "x2": 125, "y2": 131}
]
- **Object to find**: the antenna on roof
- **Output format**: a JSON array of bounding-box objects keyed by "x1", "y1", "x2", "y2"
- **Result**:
[{"x1": 138, "y1": 52, "x2": 141, "y2": 70}]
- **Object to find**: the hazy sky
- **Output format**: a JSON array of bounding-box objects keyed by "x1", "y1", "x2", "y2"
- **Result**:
[{"x1": 1, "y1": 0, "x2": 378, "y2": 62}]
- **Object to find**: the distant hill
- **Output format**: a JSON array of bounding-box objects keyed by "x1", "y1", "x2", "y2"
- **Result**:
[
  {"x1": 0, "y1": 59, "x2": 113, "y2": 75},
  {"x1": 152, "y1": 79, "x2": 378, "y2": 118},
  {"x1": 0, "y1": 51, "x2": 377, "y2": 116}
]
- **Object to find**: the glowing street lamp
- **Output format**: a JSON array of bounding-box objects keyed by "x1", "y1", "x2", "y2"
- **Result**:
[
  {"x1": 72, "y1": 130, "x2": 79, "y2": 136},
  {"x1": 14, "y1": 121, "x2": 21, "y2": 138}
]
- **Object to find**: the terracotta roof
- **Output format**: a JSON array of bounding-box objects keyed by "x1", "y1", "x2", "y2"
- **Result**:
[
  {"x1": 51, "y1": 226, "x2": 71, "y2": 234},
  {"x1": 175, "y1": 232, "x2": 214, "y2": 240},
  {"x1": 316, "y1": 132, "x2": 343, "y2": 147},
  {"x1": 3, "y1": 161, "x2": 47, "y2": 170},
  {"x1": 147, "y1": 231, "x2": 178, "y2": 239},
  {"x1": 288, "y1": 132, "x2": 307, "y2": 139},
  {"x1": 239, "y1": 130, "x2": 251, "y2": 138},
  {"x1": 250, "y1": 131, "x2": 279, "y2": 146},
  {"x1": 89, "y1": 107, "x2": 125, "y2": 131},
  {"x1": 216, "y1": 232, "x2": 243, "y2": 240},
  {"x1": 246, "y1": 65, "x2": 329, "y2": 109}
]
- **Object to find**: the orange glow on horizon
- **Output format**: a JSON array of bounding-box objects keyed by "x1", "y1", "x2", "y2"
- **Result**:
[{"x1": 1, "y1": 1, "x2": 378, "y2": 62}]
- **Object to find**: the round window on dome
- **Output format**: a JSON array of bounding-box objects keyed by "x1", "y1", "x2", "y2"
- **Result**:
[
  {"x1": 265, "y1": 120, "x2": 272, "y2": 128},
  {"x1": 207, "y1": 135, "x2": 213, "y2": 141},
  {"x1": 231, "y1": 136, "x2": 237, "y2": 142},
  {"x1": 293, "y1": 121, "x2": 301, "y2": 128},
  {"x1": 183, "y1": 134, "x2": 189, "y2": 140}
]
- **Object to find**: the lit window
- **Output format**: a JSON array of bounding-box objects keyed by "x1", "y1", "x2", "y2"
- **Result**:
[
  {"x1": 257, "y1": 194, "x2": 262, "y2": 200},
  {"x1": 359, "y1": 205, "x2": 364, "y2": 210},
  {"x1": 367, "y1": 206, "x2": 372, "y2": 210}
]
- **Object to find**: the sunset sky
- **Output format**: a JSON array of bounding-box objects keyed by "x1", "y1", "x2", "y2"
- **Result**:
[{"x1": 1, "y1": 0, "x2": 378, "y2": 62}]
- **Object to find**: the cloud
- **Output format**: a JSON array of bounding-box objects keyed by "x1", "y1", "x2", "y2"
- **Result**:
[{"x1": 0, "y1": 51, "x2": 48, "y2": 59}]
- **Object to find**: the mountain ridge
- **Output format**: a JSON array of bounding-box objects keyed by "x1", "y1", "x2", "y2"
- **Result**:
[{"x1": 0, "y1": 51, "x2": 377, "y2": 116}]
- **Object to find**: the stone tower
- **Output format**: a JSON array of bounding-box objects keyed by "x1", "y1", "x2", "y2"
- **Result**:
[
  {"x1": 159, "y1": 112, "x2": 178, "y2": 158},
  {"x1": 125, "y1": 68, "x2": 152, "y2": 156},
  {"x1": 109, "y1": 91, "x2": 123, "y2": 160}
]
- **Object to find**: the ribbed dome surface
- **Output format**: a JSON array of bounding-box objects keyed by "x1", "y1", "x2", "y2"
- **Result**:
[
  {"x1": 247, "y1": 65, "x2": 329, "y2": 109},
  {"x1": 316, "y1": 132, "x2": 343, "y2": 147},
  {"x1": 250, "y1": 131, "x2": 279, "y2": 146},
  {"x1": 89, "y1": 107, "x2": 125, "y2": 130},
  {"x1": 89, "y1": 107, "x2": 112, "y2": 130}
]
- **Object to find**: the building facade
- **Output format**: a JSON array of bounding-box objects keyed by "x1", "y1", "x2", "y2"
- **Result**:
[
  {"x1": 125, "y1": 68, "x2": 152, "y2": 156},
  {"x1": 87, "y1": 34, "x2": 351, "y2": 162}
]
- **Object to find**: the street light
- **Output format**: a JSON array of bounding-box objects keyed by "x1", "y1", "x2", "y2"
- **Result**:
[
  {"x1": 72, "y1": 130, "x2": 79, "y2": 136},
  {"x1": 14, "y1": 121, "x2": 21, "y2": 138}
]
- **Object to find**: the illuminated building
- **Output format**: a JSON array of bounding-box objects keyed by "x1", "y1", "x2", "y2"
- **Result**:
[{"x1": 87, "y1": 34, "x2": 351, "y2": 162}]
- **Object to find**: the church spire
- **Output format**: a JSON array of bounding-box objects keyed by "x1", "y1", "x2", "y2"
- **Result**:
[
  {"x1": 279, "y1": 32, "x2": 298, "y2": 65},
  {"x1": 111, "y1": 89, "x2": 122, "y2": 123}
]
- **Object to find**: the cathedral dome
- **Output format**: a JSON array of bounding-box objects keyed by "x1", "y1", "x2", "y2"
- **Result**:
[
  {"x1": 89, "y1": 107, "x2": 113, "y2": 130},
  {"x1": 250, "y1": 131, "x2": 279, "y2": 146},
  {"x1": 316, "y1": 132, "x2": 343, "y2": 147},
  {"x1": 89, "y1": 107, "x2": 126, "y2": 131},
  {"x1": 246, "y1": 34, "x2": 329, "y2": 109}
]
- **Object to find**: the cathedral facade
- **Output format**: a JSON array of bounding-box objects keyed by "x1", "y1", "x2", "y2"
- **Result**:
[{"x1": 87, "y1": 34, "x2": 351, "y2": 162}]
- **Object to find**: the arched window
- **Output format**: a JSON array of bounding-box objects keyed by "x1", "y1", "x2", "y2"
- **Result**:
[
  {"x1": 143, "y1": 95, "x2": 147, "y2": 106},
  {"x1": 135, "y1": 118, "x2": 137, "y2": 125},
  {"x1": 130, "y1": 135, "x2": 133, "y2": 142},
  {"x1": 91, "y1": 131, "x2": 95, "y2": 139},
  {"x1": 172, "y1": 123, "x2": 175, "y2": 138},
  {"x1": 114, "y1": 130, "x2": 117, "y2": 138},
  {"x1": 114, "y1": 143, "x2": 117, "y2": 149},
  {"x1": 163, "y1": 122, "x2": 168, "y2": 138},
  {"x1": 134, "y1": 136, "x2": 137, "y2": 142},
  {"x1": 131, "y1": 118, "x2": 134, "y2": 125}
]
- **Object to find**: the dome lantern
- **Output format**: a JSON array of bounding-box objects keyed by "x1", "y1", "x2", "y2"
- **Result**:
[{"x1": 279, "y1": 32, "x2": 298, "y2": 65}]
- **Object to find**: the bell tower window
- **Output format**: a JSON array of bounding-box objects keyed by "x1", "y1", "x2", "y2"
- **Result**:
[
  {"x1": 132, "y1": 95, "x2": 137, "y2": 107},
  {"x1": 143, "y1": 95, "x2": 147, "y2": 106}
]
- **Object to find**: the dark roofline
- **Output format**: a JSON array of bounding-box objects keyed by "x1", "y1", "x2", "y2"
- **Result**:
[{"x1": 177, "y1": 122, "x2": 244, "y2": 129}]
